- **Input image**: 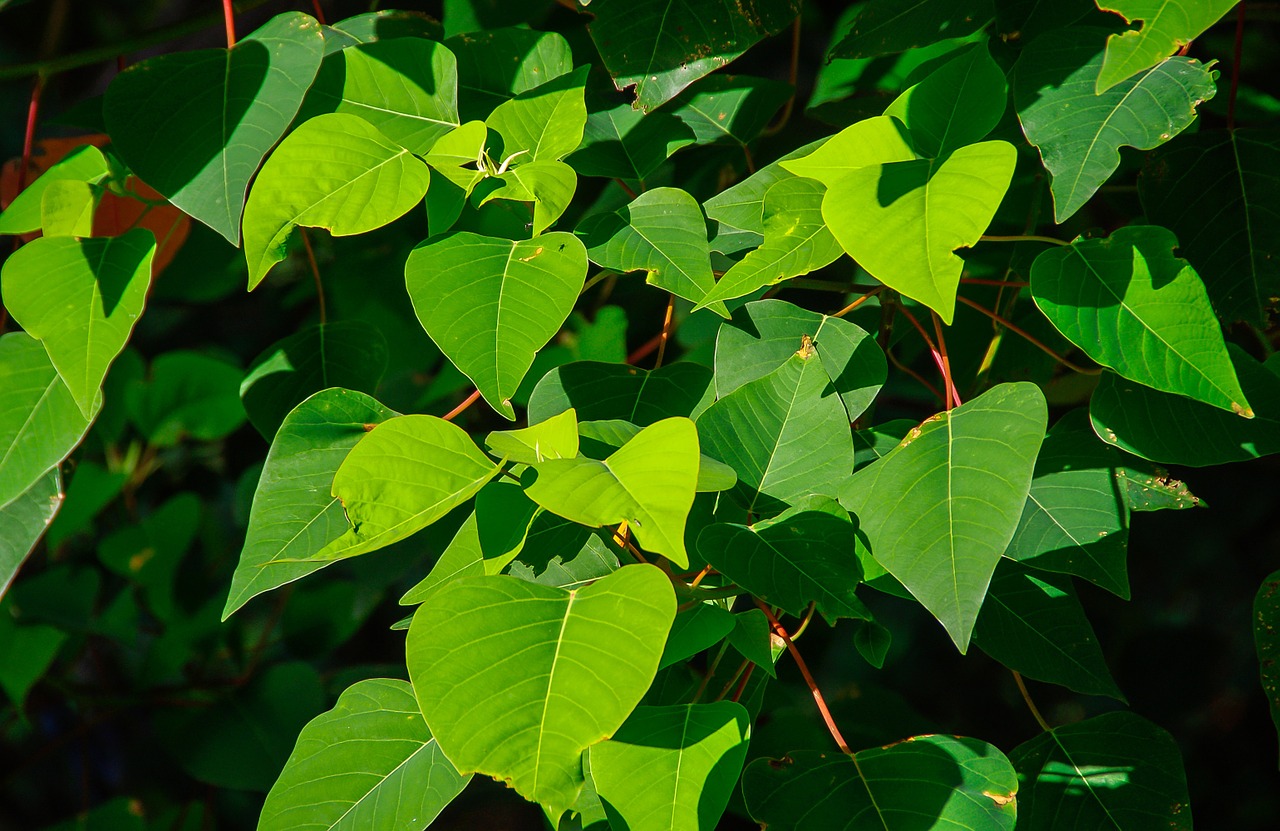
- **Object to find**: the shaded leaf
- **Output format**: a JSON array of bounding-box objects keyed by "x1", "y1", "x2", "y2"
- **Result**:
[
  {"x1": 568, "y1": 104, "x2": 695, "y2": 181},
  {"x1": 667, "y1": 74, "x2": 793, "y2": 146},
  {"x1": 882, "y1": 42, "x2": 1007, "y2": 159},
  {"x1": 448, "y1": 26, "x2": 574, "y2": 121},
  {"x1": 528, "y1": 361, "x2": 712, "y2": 427},
  {"x1": 659, "y1": 603, "x2": 736, "y2": 669},
  {"x1": 0, "y1": 469, "x2": 62, "y2": 601},
  {"x1": 1255, "y1": 570, "x2": 1280, "y2": 765},
  {"x1": 127, "y1": 351, "x2": 245, "y2": 446},
  {"x1": 705, "y1": 138, "x2": 826, "y2": 255},
  {"x1": 828, "y1": 0, "x2": 995, "y2": 59}
]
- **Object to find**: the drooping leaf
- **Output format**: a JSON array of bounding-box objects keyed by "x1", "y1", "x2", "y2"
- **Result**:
[
  {"x1": 0, "y1": 469, "x2": 62, "y2": 601},
  {"x1": 0, "y1": 145, "x2": 110, "y2": 235},
  {"x1": 1005, "y1": 409, "x2": 1130, "y2": 599},
  {"x1": 2, "y1": 228, "x2": 155, "y2": 417},
  {"x1": 528, "y1": 361, "x2": 712, "y2": 427},
  {"x1": 240, "y1": 321, "x2": 388, "y2": 439},
  {"x1": 713, "y1": 299, "x2": 886, "y2": 422},
  {"x1": 406, "y1": 231, "x2": 584, "y2": 419},
  {"x1": 103, "y1": 12, "x2": 324, "y2": 243},
  {"x1": 587, "y1": 0, "x2": 800, "y2": 112},
  {"x1": 666, "y1": 74, "x2": 793, "y2": 146},
  {"x1": 828, "y1": 0, "x2": 995, "y2": 60},
  {"x1": 258, "y1": 678, "x2": 470, "y2": 831},
  {"x1": 447, "y1": 26, "x2": 574, "y2": 121},
  {"x1": 705, "y1": 137, "x2": 827, "y2": 255},
  {"x1": 882, "y1": 42, "x2": 1007, "y2": 159},
  {"x1": 406, "y1": 565, "x2": 676, "y2": 821},
  {"x1": 317, "y1": 414, "x2": 502, "y2": 561},
  {"x1": 578, "y1": 187, "x2": 726, "y2": 315},
  {"x1": 1095, "y1": 0, "x2": 1236, "y2": 93},
  {"x1": 488, "y1": 66, "x2": 589, "y2": 163},
  {"x1": 1088, "y1": 345, "x2": 1280, "y2": 466},
  {"x1": 974, "y1": 561, "x2": 1123, "y2": 699},
  {"x1": 524, "y1": 417, "x2": 700, "y2": 566},
  {"x1": 698, "y1": 348, "x2": 855, "y2": 514},
  {"x1": 821, "y1": 140, "x2": 1017, "y2": 323},
  {"x1": 223, "y1": 389, "x2": 397, "y2": 620},
  {"x1": 127, "y1": 351, "x2": 246, "y2": 446},
  {"x1": 1031, "y1": 225, "x2": 1250, "y2": 416},
  {"x1": 1139, "y1": 128, "x2": 1280, "y2": 325},
  {"x1": 302, "y1": 37, "x2": 460, "y2": 154},
  {"x1": 243, "y1": 112, "x2": 431, "y2": 289},
  {"x1": 567, "y1": 104, "x2": 696, "y2": 181},
  {"x1": 589, "y1": 703, "x2": 751, "y2": 831},
  {"x1": 697, "y1": 178, "x2": 842, "y2": 308},
  {"x1": 486, "y1": 408, "x2": 579, "y2": 464},
  {"x1": 697, "y1": 510, "x2": 869, "y2": 622},
  {"x1": 1254, "y1": 570, "x2": 1280, "y2": 764},
  {"x1": 1012, "y1": 26, "x2": 1217, "y2": 223},
  {"x1": 0, "y1": 333, "x2": 96, "y2": 508},
  {"x1": 1011, "y1": 711, "x2": 1191, "y2": 829},
  {"x1": 841, "y1": 383, "x2": 1047, "y2": 652},
  {"x1": 743, "y1": 736, "x2": 1018, "y2": 830}
]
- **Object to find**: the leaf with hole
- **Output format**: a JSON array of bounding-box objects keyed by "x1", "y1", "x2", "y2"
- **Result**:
[{"x1": 1094, "y1": 0, "x2": 1236, "y2": 92}]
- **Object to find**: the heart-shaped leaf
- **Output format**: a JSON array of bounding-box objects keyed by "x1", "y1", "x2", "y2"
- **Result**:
[
  {"x1": 523, "y1": 417, "x2": 700, "y2": 566},
  {"x1": 104, "y1": 12, "x2": 324, "y2": 243},
  {"x1": 883, "y1": 42, "x2": 1006, "y2": 159},
  {"x1": 1031, "y1": 225, "x2": 1250, "y2": 416},
  {"x1": 821, "y1": 140, "x2": 1016, "y2": 323},
  {"x1": 2, "y1": 228, "x2": 155, "y2": 417},
  {"x1": 841, "y1": 382, "x2": 1047, "y2": 652},
  {"x1": 407, "y1": 564, "x2": 675, "y2": 821},
  {"x1": 405, "y1": 231, "x2": 587, "y2": 420},
  {"x1": 243, "y1": 112, "x2": 431, "y2": 289}
]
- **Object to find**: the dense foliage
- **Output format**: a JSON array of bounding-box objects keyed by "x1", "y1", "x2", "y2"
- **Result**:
[{"x1": 2, "y1": 0, "x2": 1279, "y2": 828}]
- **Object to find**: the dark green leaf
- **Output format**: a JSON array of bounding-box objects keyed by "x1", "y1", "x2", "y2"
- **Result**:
[
  {"x1": 528, "y1": 361, "x2": 712, "y2": 426},
  {"x1": 828, "y1": 0, "x2": 995, "y2": 60},
  {"x1": 882, "y1": 42, "x2": 1007, "y2": 159},
  {"x1": 0, "y1": 469, "x2": 62, "y2": 601},
  {"x1": 568, "y1": 104, "x2": 695, "y2": 181},
  {"x1": 659, "y1": 603, "x2": 735, "y2": 668},
  {"x1": 447, "y1": 26, "x2": 574, "y2": 121},
  {"x1": 667, "y1": 74, "x2": 793, "y2": 146},
  {"x1": 1254, "y1": 571, "x2": 1280, "y2": 765},
  {"x1": 127, "y1": 351, "x2": 246, "y2": 446}
]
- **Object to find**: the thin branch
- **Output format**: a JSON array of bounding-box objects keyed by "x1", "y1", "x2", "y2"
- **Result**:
[
  {"x1": 310, "y1": 0, "x2": 328, "y2": 25},
  {"x1": 887, "y1": 348, "x2": 945, "y2": 405},
  {"x1": 1228, "y1": 1, "x2": 1247, "y2": 129},
  {"x1": 932, "y1": 312, "x2": 960, "y2": 408},
  {"x1": 614, "y1": 178, "x2": 637, "y2": 199},
  {"x1": 1012, "y1": 671, "x2": 1052, "y2": 731},
  {"x1": 729, "y1": 662, "x2": 755, "y2": 703},
  {"x1": 980, "y1": 234, "x2": 1069, "y2": 247},
  {"x1": 895, "y1": 304, "x2": 954, "y2": 402},
  {"x1": 627, "y1": 331, "x2": 663, "y2": 364},
  {"x1": 755, "y1": 599, "x2": 852, "y2": 755},
  {"x1": 956, "y1": 295, "x2": 1101, "y2": 375},
  {"x1": 741, "y1": 143, "x2": 757, "y2": 175},
  {"x1": 654, "y1": 294, "x2": 677, "y2": 368},
  {"x1": 693, "y1": 641, "x2": 731, "y2": 703},
  {"x1": 833, "y1": 286, "x2": 883, "y2": 318},
  {"x1": 221, "y1": 0, "x2": 236, "y2": 48},
  {"x1": 300, "y1": 229, "x2": 326, "y2": 325},
  {"x1": 715, "y1": 658, "x2": 752, "y2": 701},
  {"x1": 442, "y1": 389, "x2": 482, "y2": 421},
  {"x1": 960, "y1": 277, "x2": 1029, "y2": 288}
]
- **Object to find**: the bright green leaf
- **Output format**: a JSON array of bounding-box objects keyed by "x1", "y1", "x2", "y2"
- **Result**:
[
  {"x1": 480, "y1": 159, "x2": 578, "y2": 235},
  {"x1": 488, "y1": 66, "x2": 589, "y2": 163},
  {"x1": 577, "y1": 419, "x2": 737, "y2": 493},
  {"x1": 486, "y1": 408, "x2": 580, "y2": 463},
  {"x1": 407, "y1": 564, "x2": 676, "y2": 821},
  {"x1": 39, "y1": 179, "x2": 98, "y2": 236},
  {"x1": 1095, "y1": 0, "x2": 1236, "y2": 92},
  {"x1": 0, "y1": 145, "x2": 109, "y2": 235},
  {"x1": 778, "y1": 116, "x2": 914, "y2": 186},
  {"x1": 706, "y1": 137, "x2": 826, "y2": 255},
  {"x1": 883, "y1": 42, "x2": 1007, "y2": 159}
]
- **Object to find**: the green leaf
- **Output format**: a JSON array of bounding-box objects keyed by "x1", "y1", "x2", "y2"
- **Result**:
[
  {"x1": 697, "y1": 510, "x2": 870, "y2": 622},
  {"x1": 405, "y1": 231, "x2": 587, "y2": 419},
  {"x1": 727, "y1": 608, "x2": 783, "y2": 676},
  {"x1": 1088, "y1": 344, "x2": 1280, "y2": 466},
  {"x1": 243, "y1": 112, "x2": 431, "y2": 289},
  {"x1": 406, "y1": 564, "x2": 676, "y2": 821},
  {"x1": 578, "y1": 187, "x2": 726, "y2": 315},
  {"x1": 0, "y1": 145, "x2": 110, "y2": 235},
  {"x1": 1012, "y1": 26, "x2": 1217, "y2": 223},
  {"x1": 318, "y1": 414, "x2": 503, "y2": 561},
  {"x1": 324, "y1": 9, "x2": 443, "y2": 45},
  {"x1": 713, "y1": 299, "x2": 886, "y2": 422},
  {"x1": 480, "y1": 159, "x2": 578, "y2": 235},
  {"x1": 127, "y1": 351, "x2": 246, "y2": 446},
  {"x1": 696, "y1": 178, "x2": 842, "y2": 308},
  {"x1": 1118, "y1": 463, "x2": 1203, "y2": 512},
  {"x1": 507, "y1": 518, "x2": 621, "y2": 590},
  {"x1": 743, "y1": 736, "x2": 1018, "y2": 830},
  {"x1": 589, "y1": 703, "x2": 751, "y2": 831},
  {"x1": 259, "y1": 678, "x2": 470, "y2": 831},
  {"x1": 828, "y1": 0, "x2": 995, "y2": 59},
  {"x1": 223, "y1": 389, "x2": 397, "y2": 620},
  {"x1": 488, "y1": 66, "x2": 589, "y2": 163},
  {"x1": 577, "y1": 419, "x2": 737, "y2": 493},
  {"x1": 2, "y1": 229, "x2": 154, "y2": 418},
  {"x1": 659, "y1": 603, "x2": 736, "y2": 668},
  {"x1": 1255, "y1": 570, "x2": 1280, "y2": 764},
  {"x1": 1006, "y1": 409, "x2": 1130, "y2": 599},
  {"x1": 0, "y1": 610, "x2": 66, "y2": 709},
  {"x1": 568, "y1": 104, "x2": 695, "y2": 181},
  {"x1": 528, "y1": 361, "x2": 712, "y2": 427},
  {"x1": 524, "y1": 417, "x2": 699, "y2": 566},
  {"x1": 0, "y1": 333, "x2": 96, "y2": 507},
  {"x1": 588, "y1": 0, "x2": 800, "y2": 112},
  {"x1": 841, "y1": 383, "x2": 1047, "y2": 652},
  {"x1": 667, "y1": 74, "x2": 793, "y2": 146},
  {"x1": 853, "y1": 620, "x2": 892, "y2": 668},
  {"x1": 778, "y1": 116, "x2": 914, "y2": 186},
  {"x1": 103, "y1": 12, "x2": 324, "y2": 243},
  {"x1": 974, "y1": 561, "x2": 1123, "y2": 699},
  {"x1": 447, "y1": 26, "x2": 574, "y2": 121},
  {"x1": 822, "y1": 140, "x2": 1017, "y2": 323},
  {"x1": 697, "y1": 351, "x2": 854, "y2": 514},
  {"x1": 303, "y1": 38, "x2": 460, "y2": 155},
  {"x1": 1139, "y1": 128, "x2": 1280, "y2": 325},
  {"x1": 705, "y1": 138, "x2": 827, "y2": 254},
  {"x1": 486, "y1": 408, "x2": 580, "y2": 463},
  {"x1": 240, "y1": 321, "x2": 388, "y2": 440},
  {"x1": 1011, "y1": 711, "x2": 1191, "y2": 829},
  {"x1": 1031, "y1": 225, "x2": 1250, "y2": 416},
  {"x1": 1095, "y1": 0, "x2": 1236, "y2": 92},
  {"x1": 0, "y1": 469, "x2": 62, "y2": 601},
  {"x1": 38, "y1": 180, "x2": 98, "y2": 236},
  {"x1": 882, "y1": 42, "x2": 1007, "y2": 159}
]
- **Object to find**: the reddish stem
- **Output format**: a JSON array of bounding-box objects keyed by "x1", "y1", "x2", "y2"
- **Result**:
[
  {"x1": 627, "y1": 332, "x2": 663, "y2": 364},
  {"x1": 754, "y1": 599, "x2": 851, "y2": 755},
  {"x1": 221, "y1": 0, "x2": 236, "y2": 48},
  {"x1": 300, "y1": 229, "x2": 326, "y2": 324},
  {"x1": 1228, "y1": 2, "x2": 1246, "y2": 129},
  {"x1": 887, "y1": 349, "x2": 945, "y2": 405},
  {"x1": 895, "y1": 305, "x2": 955, "y2": 405},
  {"x1": 960, "y1": 278, "x2": 1029, "y2": 288},
  {"x1": 932, "y1": 312, "x2": 960, "y2": 408},
  {"x1": 17, "y1": 75, "x2": 43, "y2": 194},
  {"x1": 730, "y1": 663, "x2": 755, "y2": 703},
  {"x1": 833, "y1": 286, "x2": 883, "y2": 318},
  {"x1": 310, "y1": 0, "x2": 327, "y2": 25},
  {"x1": 614, "y1": 178, "x2": 637, "y2": 199},
  {"x1": 442, "y1": 389, "x2": 481, "y2": 421},
  {"x1": 654, "y1": 295, "x2": 676, "y2": 368}
]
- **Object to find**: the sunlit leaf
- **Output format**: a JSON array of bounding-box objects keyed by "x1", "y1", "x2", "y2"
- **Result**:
[{"x1": 1095, "y1": 0, "x2": 1236, "y2": 92}]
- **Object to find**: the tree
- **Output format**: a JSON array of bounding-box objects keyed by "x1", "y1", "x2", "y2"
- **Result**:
[{"x1": 1, "y1": 0, "x2": 1278, "y2": 828}]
